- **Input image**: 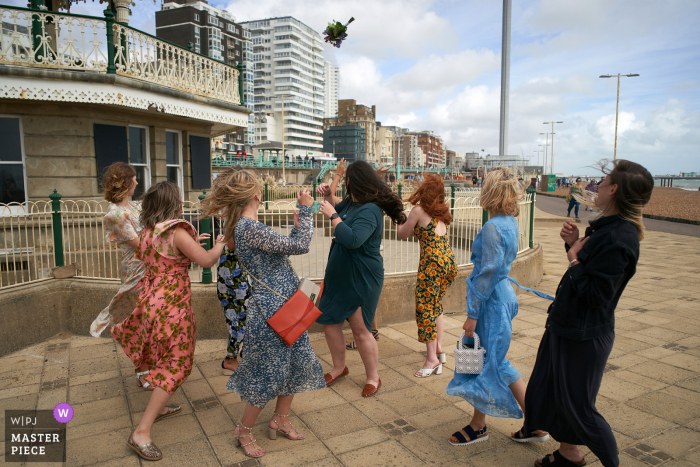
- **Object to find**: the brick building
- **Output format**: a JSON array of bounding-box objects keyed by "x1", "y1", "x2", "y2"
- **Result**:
[
  {"x1": 407, "y1": 130, "x2": 445, "y2": 168},
  {"x1": 323, "y1": 99, "x2": 376, "y2": 162}
]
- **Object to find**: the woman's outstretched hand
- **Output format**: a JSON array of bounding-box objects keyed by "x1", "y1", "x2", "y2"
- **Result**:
[
  {"x1": 319, "y1": 200, "x2": 337, "y2": 219},
  {"x1": 196, "y1": 233, "x2": 210, "y2": 246},
  {"x1": 316, "y1": 183, "x2": 331, "y2": 196},
  {"x1": 336, "y1": 158, "x2": 347, "y2": 176},
  {"x1": 297, "y1": 188, "x2": 313, "y2": 207}
]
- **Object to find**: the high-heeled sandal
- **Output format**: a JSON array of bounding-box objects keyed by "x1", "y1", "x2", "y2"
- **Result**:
[
  {"x1": 437, "y1": 352, "x2": 446, "y2": 364},
  {"x1": 221, "y1": 356, "x2": 237, "y2": 376},
  {"x1": 235, "y1": 423, "x2": 265, "y2": 458},
  {"x1": 268, "y1": 412, "x2": 305, "y2": 440},
  {"x1": 136, "y1": 371, "x2": 154, "y2": 392},
  {"x1": 414, "y1": 363, "x2": 442, "y2": 378}
]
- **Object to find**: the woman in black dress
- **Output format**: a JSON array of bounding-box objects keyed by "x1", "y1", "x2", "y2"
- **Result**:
[
  {"x1": 516, "y1": 160, "x2": 654, "y2": 467},
  {"x1": 316, "y1": 161, "x2": 406, "y2": 397}
]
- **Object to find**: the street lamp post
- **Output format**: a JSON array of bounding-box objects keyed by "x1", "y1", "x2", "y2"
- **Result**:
[
  {"x1": 543, "y1": 121, "x2": 563, "y2": 174},
  {"x1": 539, "y1": 132, "x2": 549, "y2": 174},
  {"x1": 599, "y1": 74, "x2": 639, "y2": 160}
]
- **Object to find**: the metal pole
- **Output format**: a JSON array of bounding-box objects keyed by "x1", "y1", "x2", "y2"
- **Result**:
[
  {"x1": 50, "y1": 189, "x2": 64, "y2": 267},
  {"x1": 104, "y1": 9, "x2": 116, "y2": 74},
  {"x1": 281, "y1": 95, "x2": 286, "y2": 184},
  {"x1": 527, "y1": 186, "x2": 536, "y2": 249},
  {"x1": 498, "y1": 0, "x2": 512, "y2": 157},
  {"x1": 264, "y1": 182, "x2": 269, "y2": 211},
  {"x1": 544, "y1": 132, "x2": 549, "y2": 174},
  {"x1": 550, "y1": 122, "x2": 555, "y2": 174},
  {"x1": 198, "y1": 191, "x2": 212, "y2": 284},
  {"x1": 450, "y1": 183, "x2": 455, "y2": 216},
  {"x1": 614, "y1": 73, "x2": 620, "y2": 160}
]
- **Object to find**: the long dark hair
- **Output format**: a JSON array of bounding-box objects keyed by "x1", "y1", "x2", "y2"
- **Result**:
[
  {"x1": 345, "y1": 161, "x2": 406, "y2": 225},
  {"x1": 140, "y1": 181, "x2": 182, "y2": 229}
]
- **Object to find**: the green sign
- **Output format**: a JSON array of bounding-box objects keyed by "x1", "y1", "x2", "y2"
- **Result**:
[{"x1": 547, "y1": 174, "x2": 556, "y2": 192}]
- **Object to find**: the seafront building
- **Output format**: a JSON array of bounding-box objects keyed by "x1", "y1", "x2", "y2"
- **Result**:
[
  {"x1": 324, "y1": 61, "x2": 339, "y2": 118},
  {"x1": 323, "y1": 99, "x2": 377, "y2": 163},
  {"x1": 375, "y1": 124, "x2": 395, "y2": 166},
  {"x1": 238, "y1": 16, "x2": 327, "y2": 158},
  {"x1": 323, "y1": 123, "x2": 366, "y2": 163},
  {"x1": 0, "y1": 3, "x2": 249, "y2": 203},
  {"x1": 155, "y1": 0, "x2": 255, "y2": 155}
]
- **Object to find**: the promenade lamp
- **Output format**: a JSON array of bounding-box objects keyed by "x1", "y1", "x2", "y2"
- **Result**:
[
  {"x1": 599, "y1": 74, "x2": 639, "y2": 160},
  {"x1": 533, "y1": 149, "x2": 540, "y2": 166},
  {"x1": 543, "y1": 121, "x2": 563, "y2": 174},
  {"x1": 539, "y1": 133, "x2": 549, "y2": 174}
]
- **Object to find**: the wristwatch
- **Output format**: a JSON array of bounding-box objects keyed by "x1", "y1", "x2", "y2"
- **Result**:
[{"x1": 330, "y1": 213, "x2": 340, "y2": 221}]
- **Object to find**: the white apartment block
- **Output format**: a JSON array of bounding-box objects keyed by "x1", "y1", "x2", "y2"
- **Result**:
[
  {"x1": 324, "y1": 60, "x2": 339, "y2": 118},
  {"x1": 239, "y1": 16, "x2": 326, "y2": 156}
]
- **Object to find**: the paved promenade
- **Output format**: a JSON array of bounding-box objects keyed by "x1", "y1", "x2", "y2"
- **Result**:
[{"x1": 1, "y1": 222, "x2": 699, "y2": 466}]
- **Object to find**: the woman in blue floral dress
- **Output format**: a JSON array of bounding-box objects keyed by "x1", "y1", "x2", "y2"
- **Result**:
[
  {"x1": 217, "y1": 241, "x2": 251, "y2": 375},
  {"x1": 201, "y1": 169, "x2": 325, "y2": 459}
]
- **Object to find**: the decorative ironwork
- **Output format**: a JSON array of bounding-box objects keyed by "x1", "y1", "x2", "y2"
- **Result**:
[{"x1": 113, "y1": 23, "x2": 240, "y2": 105}]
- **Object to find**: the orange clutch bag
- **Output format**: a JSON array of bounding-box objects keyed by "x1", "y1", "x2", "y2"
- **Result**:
[{"x1": 242, "y1": 264, "x2": 324, "y2": 347}]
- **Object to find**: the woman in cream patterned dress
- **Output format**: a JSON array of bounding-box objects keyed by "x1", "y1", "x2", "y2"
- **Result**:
[{"x1": 90, "y1": 162, "x2": 146, "y2": 337}]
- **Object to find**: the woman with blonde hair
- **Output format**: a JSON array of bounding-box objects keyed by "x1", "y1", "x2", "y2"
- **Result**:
[
  {"x1": 201, "y1": 169, "x2": 325, "y2": 459},
  {"x1": 397, "y1": 174, "x2": 456, "y2": 377},
  {"x1": 90, "y1": 162, "x2": 145, "y2": 338},
  {"x1": 446, "y1": 167, "x2": 546, "y2": 447}
]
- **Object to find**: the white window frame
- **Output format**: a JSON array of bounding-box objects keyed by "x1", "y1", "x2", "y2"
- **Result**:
[
  {"x1": 165, "y1": 129, "x2": 184, "y2": 198},
  {"x1": 128, "y1": 125, "x2": 151, "y2": 198},
  {"x1": 0, "y1": 114, "x2": 28, "y2": 213},
  {"x1": 194, "y1": 13, "x2": 199, "y2": 21}
]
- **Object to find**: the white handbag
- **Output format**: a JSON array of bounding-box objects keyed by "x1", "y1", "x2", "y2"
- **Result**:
[{"x1": 454, "y1": 332, "x2": 486, "y2": 374}]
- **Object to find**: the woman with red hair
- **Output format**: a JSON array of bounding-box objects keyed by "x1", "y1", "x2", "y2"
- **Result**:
[{"x1": 398, "y1": 175, "x2": 457, "y2": 377}]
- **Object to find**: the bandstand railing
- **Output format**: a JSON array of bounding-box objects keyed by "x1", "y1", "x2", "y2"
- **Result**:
[
  {"x1": 0, "y1": 4, "x2": 241, "y2": 105},
  {"x1": 0, "y1": 190, "x2": 535, "y2": 289}
]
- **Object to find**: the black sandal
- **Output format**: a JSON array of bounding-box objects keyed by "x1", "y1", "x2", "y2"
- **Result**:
[
  {"x1": 448, "y1": 425, "x2": 488, "y2": 446},
  {"x1": 346, "y1": 329, "x2": 380, "y2": 350},
  {"x1": 511, "y1": 427, "x2": 550, "y2": 443},
  {"x1": 535, "y1": 450, "x2": 587, "y2": 467}
]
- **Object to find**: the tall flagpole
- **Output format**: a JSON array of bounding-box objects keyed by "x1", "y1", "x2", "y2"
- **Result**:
[{"x1": 498, "y1": 0, "x2": 511, "y2": 158}]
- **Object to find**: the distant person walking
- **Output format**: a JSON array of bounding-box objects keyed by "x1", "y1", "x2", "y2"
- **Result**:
[
  {"x1": 316, "y1": 161, "x2": 406, "y2": 397},
  {"x1": 567, "y1": 178, "x2": 584, "y2": 218},
  {"x1": 446, "y1": 167, "x2": 543, "y2": 446},
  {"x1": 520, "y1": 160, "x2": 654, "y2": 467},
  {"x1": 584, "y1": 179, "x2": 598, "y2": 211},
  {"x1": 113, "y1": 181, "x2": 226, "y2": 461},
  {"x1": 397, "y1": 174, "x2": 456, "y2": 377},
  {"x1": 90, "y1": 162, "x2": 145, "y2": 338}
]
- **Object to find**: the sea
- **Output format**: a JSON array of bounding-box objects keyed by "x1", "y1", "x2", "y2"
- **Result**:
[{"x1": 654, "y1": 179, "x2": 700, "y2": 191}]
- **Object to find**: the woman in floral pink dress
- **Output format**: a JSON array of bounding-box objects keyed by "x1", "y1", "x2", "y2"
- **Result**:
[
  {"x1": 90, "y1": 162, "x2": 146, "y2": 337},
  {"x1": 112, "y1": 181, "x2": 226, "y2": 462}
]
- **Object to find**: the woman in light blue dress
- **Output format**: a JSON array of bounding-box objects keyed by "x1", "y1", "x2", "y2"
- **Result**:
[
  {"x1": 447, "y1": 167, "x2": 547, "y2": 446},
  {"x1": 202, "y1": 169, "x2": 326, "y2": 459}
]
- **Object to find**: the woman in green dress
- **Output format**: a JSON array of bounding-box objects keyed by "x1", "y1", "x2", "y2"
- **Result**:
[{"x1": 317, "y1": 161, "x2": 406, "y2": 397}]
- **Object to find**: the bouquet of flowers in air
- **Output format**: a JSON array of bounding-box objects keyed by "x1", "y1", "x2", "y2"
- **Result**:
[{"x1": 323, "y1": 17, "x2": 355, "y2": 48}]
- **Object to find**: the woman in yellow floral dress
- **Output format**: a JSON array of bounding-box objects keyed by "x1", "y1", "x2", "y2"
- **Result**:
[{"x1": 398, "y1": 175, "x2": 457, "y2": 377}]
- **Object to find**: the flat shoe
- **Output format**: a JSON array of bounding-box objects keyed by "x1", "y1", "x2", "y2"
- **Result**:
[
  {"x1": 362, "y1": 379, "x2": 381, "y2": 397},
  {"x1": 137, "y1": 373, "x2": 154, "y2": 392},
  {"x1": 324, "y1": 366, "x2": 349, "y2": 387},
  {"x1": 127, "y1": 433, "x2": 162, "y2": 461},
  {"x1": 154, "y1": 405, "x2": 181, "y2": 424},
  {"x1": 511, "y1": 427, "x2": 550, "y2": 443},
  {"x1": 535, "y1": 450, "x2": 587, "y2": 467}
]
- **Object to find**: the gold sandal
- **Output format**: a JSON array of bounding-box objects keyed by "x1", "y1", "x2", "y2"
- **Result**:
[
  {"x1": 127, "y1": 432, "x2": 162, "y2": 461},
  {"x1": 235, "y1": 423, "x2": 265, "y2": 458},
  {"x1": 136, "y1": 371, "x2": 154, "y2": 392},
  {"x1": 268, "y1": 412, "x2": 305, "y2": 440},
  {"x1": 154, "y1": 405, "x2": 181, "y2": 424}
]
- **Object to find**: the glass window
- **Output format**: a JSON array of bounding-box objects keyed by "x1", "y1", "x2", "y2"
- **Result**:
[
  {"x1": 128, "y1": 126, "x2": 149, "y2": 199},
  {"x1": 166, "y1": 131, "x2": 183, "y2": 195},
  {"x1": 0, "y1": 116, "x2": 27, "y2": 204}
]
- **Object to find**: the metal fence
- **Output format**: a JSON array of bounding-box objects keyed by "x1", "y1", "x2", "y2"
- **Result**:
[{"x1": 0, "y1": 190, "x2": 536, "y2": 289}]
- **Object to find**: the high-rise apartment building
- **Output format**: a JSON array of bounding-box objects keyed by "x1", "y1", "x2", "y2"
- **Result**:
[
  {"x1": 323, "y1": 123, "x2": 366, "y2": 162},
  {"x1": 324, "y1": 61, "x2": 339, "y2": 118},
  {"x1": 323, "y1": 99, "x2": 376, "y2": 162},
  {"x1": 239, "y1": 16, "x2": 326, "y2": 156},
  {"x1": 155, "y1": 0, "x2": 255, "y2": 152}
]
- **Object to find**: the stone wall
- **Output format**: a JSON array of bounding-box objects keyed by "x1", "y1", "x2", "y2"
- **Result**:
[
  {"x1": 0, "y1": 244, "x2": 543, "y2": 356},
  {"x1": 1, "y1": 101, "x2": 214, "y2": 203}
]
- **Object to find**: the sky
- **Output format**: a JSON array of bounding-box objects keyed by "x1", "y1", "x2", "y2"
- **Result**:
[{"x1": 21, "y1": 0, "x2": 700, "y2": 176}]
